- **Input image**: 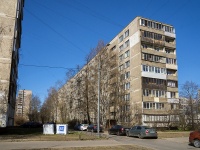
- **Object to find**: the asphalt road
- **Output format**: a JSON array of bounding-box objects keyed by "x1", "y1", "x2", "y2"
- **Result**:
[
  {"x1": 0, "y1": 134, "x2": 197, "y2": 150},
  {"x1": 108, "y1": 134, "x2": 196, "y2": 150}
]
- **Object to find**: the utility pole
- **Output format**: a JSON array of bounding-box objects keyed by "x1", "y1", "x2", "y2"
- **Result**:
[{"x1": 97, "y1": 58, "x2": 101, "y2": 138}]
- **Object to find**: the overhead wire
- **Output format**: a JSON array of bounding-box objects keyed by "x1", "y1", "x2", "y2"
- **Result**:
[
  {"x1": 141, "y1": 0, "x2": 153, "y2": 17},
  {"x1": 24, "y1": 7, "x2": 87, "y2": 55},
  {"x1": 19, "y1": 63, "x2": 78, "y2": 70},
  {"x1": 72, "y1": 0, "x2": 124, "y2": 28},
  {"x1": 32, "y1": 0, "x2": 111, "y2": 40},
  {"x1": 164, "y1": 0, "x2": 190, "y2": 22}
]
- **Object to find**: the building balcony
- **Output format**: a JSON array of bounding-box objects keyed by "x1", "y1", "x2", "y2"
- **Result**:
[
  {"x1": 167, "y1": 75, "x2": 178, "y2": 81},
  {"x1": 167, "y1": 87, "x2": 178, "y2": 92},
  {"x1": 166, "y1": 64, "x2": 177, "y2": 70},
  {"x1": 167, "y1": 98, "x2": 179, "y2": 103},
  {"x1": 164, "y1": 32, "x2": 176, "y2": 38},
  {"x1": 154, "y1": 39, "x2": 165, "y2": 46},
  {"x1": 141, "y1": 37, "x2": 154, "y2": 43},
  {"x1": 165, "y1": 41, "x2": 176, "y2": 49},
  {"x1": 143, "y1": 109, "x2": 168, "y2": 114}
]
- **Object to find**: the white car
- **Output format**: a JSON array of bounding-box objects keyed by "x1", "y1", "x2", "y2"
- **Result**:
[{"x1": 79, "y1": 124, "x2": 88, "y2": 131}]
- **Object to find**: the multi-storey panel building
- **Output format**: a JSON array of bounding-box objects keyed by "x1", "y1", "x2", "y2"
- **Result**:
[
  {"x1": 0, "y1": 0, "x2": 24, "y2": 127},
  {"x1": 15, "y1": 90, "x2": 32, "y2": 121},
  {"x1": 58, "y1": 17, "x2": 179, "y2": 127}
]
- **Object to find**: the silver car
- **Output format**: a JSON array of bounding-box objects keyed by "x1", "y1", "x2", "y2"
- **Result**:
[
  {"x1": 78, "y1": 124, "x2": 88, "y2": 131},
  {"x1": 126, "y1": 125, "x2": 157, "y2": 139}
]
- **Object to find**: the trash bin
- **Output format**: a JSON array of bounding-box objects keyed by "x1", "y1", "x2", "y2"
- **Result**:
[
  {"x1": 56, "y1": 124, "x2": 68, "y2": 135},
  {"x1": 43, "y1": 124, "x2": 54, "y2": 134}
]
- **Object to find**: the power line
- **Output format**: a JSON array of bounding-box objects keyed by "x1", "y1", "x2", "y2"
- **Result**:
[
  {"x1": 32, "y1": 0, "x2": 111, "y2": 40},
  {"x1": 165, "y1": 0, "x2": 190, "y2": 22},
  {"x1": 141, "y1": 0, "x2": 153, "y2": 17},
  {"x1": 149, "y1": 0, "x2": 170, "y2": 19},
  {"x1": 24, "y1": 8, "x2": 87, "y2": 54},
  {"x1": 73, "y1": 0, "x2": 124, "y2": 28},
  {"x1": 19, "y1": 63, "x2": 77, "y2": 70}
]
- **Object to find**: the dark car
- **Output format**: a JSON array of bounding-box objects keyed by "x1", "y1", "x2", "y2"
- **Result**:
[
  {"x1": 108, "y1": 125, "x2": 130, "y2": 136},
  {"x1": 87, "y1": 124, "x2": 103, "y2": 132},
  {"x1": 189, "y1": 130, "x2": 200, "y2": 148},
  {"x1": 74, "y1": 124, "x2": 81, "y2": 130},
  {"x1": 20, "y1": 121, "x2": 42, "y2": 128},
  {"x1": 126, "y1": 125, "x2": 157, "y2": 139}
]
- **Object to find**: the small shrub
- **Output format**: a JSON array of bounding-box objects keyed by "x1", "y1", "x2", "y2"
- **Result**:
[{"x1": 14, "y1": 116, "x2": 27, "y2": 126}]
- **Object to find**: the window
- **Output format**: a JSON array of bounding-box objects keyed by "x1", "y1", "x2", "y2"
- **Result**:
[
  {"x1": 125, "y1": 93, "x2": 130, "y2": 101},
  {"x1": 171, "y1": 104, "x2": 178, "y2": 110},
  {"x1": 119, "y1": 45, "x2": 123, "y2": 51},
  {"x1": 124, "y1": 40, "x2": 130, "y2": 48},
  {"x1": 119, "y1": 54, "x2": 123, "y2": 61},
  {"x1": 155, "y1": 47, "x2": 160, "y2": 51},
  {"x1": 125, "y1": 30, "x2": 129, "y2": 38},
  {"x1": 124, "y1": 50, "x2": 130, "y2": 58},
  {"x1": 141, "y1": 19, "x2": 145, "y2": 26},
  {"x1": 119, "y1": 65, "x2": 123, "y2": 71},
  {"x1": 125, "y1": 82, "x2": 130, "y2": 90},
  {"x1": 155, "y1": 103, "x2": 164, "y2": 109},
  {"x1": 167, "y1": 69, "x2": 176, "y2": 75},
  {"x1": 170, "y1": 92, "x2": 176, "y2": 98},
  {"x1": 143, "y1": 65, "x2": 148, "y2": 72},
  {"x1": 125, "y1": 71, "x2": 130, "y2": 79},
  {"x1": 166, "y1": 58, "x2": 176, "y2": 64},
  {"x1": 142, "y1": 44, "x2": 148, "y2": 49},
  {"x1": 167, "y1": 80, "x2": 177, "y2": 87},
  {"x1": 111, "y1": 45, "x2": 116, "y2": 51},
  {"x1": 143, "y1": 89, "x2": 166, "y2": 98},
  {"x1": 143, "y1": 102, "x2": 164, "y2": 109},
  {"x1": 126, "y1": 105, "x2": 130, "y2": 111},
  {"x1": 124, "y1": 60, "x2": 130, "y2": 68},
  {"x1": 119, "y1": 35, "x2": 123, "y2": 42}
]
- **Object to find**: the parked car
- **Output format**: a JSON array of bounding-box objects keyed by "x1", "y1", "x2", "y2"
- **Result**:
[
  {"x1": 108, "y1": 125, "x2": 130, "y2": 136},
  {"x1": 126, "y1": 125, "x2": 157, "y2": 139},
  {"x1": 78, "y1": 124, "x2": 88, "y2": 131},
  {"x1": 87, "y1": 124, "x2": 103, "y2": 132},
  {"x1": 74, "y1": 124, "x2": 81, "y2": 130},
  {"x1": 189, "y1": 130, "x2": 200, "y2": 148},
  {"x1": 20, "y1": 121, "x2": 42, "y2": 128}
]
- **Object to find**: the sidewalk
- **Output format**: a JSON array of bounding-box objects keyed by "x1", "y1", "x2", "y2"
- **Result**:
[{"x1": 0, "y1": 140, "x2": 125, "y2": 150}]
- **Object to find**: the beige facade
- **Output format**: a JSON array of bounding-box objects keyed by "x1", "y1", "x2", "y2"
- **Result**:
[
  {"x1": 58, "y1": 17, "x2": 179, "y2": 127},
  {"x1": 0, "y1": 0, "x2": 24, "y2": 127},
  {"x1": 15, "y1": 90, "x2": 32, "y2": 120}
]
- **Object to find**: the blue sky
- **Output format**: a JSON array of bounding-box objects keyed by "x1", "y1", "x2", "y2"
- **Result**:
[{"x1": 19, "y1": 0, "x2": 200, "y2": 102}]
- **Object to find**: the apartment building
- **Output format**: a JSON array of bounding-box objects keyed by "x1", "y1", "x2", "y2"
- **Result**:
[
  {"x1": 15, "y1": 90, "x2": 32, "y2": 121},
  {"x1": 0, "y1": 0, "x2": 24, "y2": 127},
  {"x1": 58, "y1": 16, "x2": 179, "y2": 128}
]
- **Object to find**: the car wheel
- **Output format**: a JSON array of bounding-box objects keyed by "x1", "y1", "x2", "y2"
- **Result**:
[
  {"x1": 194, "y1": 139, "x2": 200, "y2": 148},
  {"x1": 126, "y1": 132, "x2": 129, "y2": 137},
  {"x1": 117, "y1": 131, "x2": 120, "y2": 136},
  {"x1": 91, "y1": 129, "x2": 94, "y2": 132},
  {"x1": 108, "y1": 131, "x2": 111, "y2": 135},
  {"x1": 138, "y1": 134, "x2": 143, "y2": 139}
]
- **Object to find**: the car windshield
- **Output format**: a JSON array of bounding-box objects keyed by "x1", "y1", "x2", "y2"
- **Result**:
[{"x1": 143, "y1": 126, "x2": 151, "y2": 129}]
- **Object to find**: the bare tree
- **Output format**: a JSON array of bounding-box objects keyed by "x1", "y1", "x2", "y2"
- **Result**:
[
  {"x1": 28, "y1": 95, "x2": 41, "y2": 122},
  {"x1": 180, "y1": 81, "x2": 199, "y2": 130},
  {"x1": 40, "y1": 87, "x2": 58, "y2": 123}
]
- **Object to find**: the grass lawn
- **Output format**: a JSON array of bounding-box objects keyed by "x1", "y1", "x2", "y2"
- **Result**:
[
  {"x1": 0, "y1": 127, "x2": 107, "y2": 141},
  {"x1": 0, "y1": 127, "x2": 191, "y2": 150}
]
